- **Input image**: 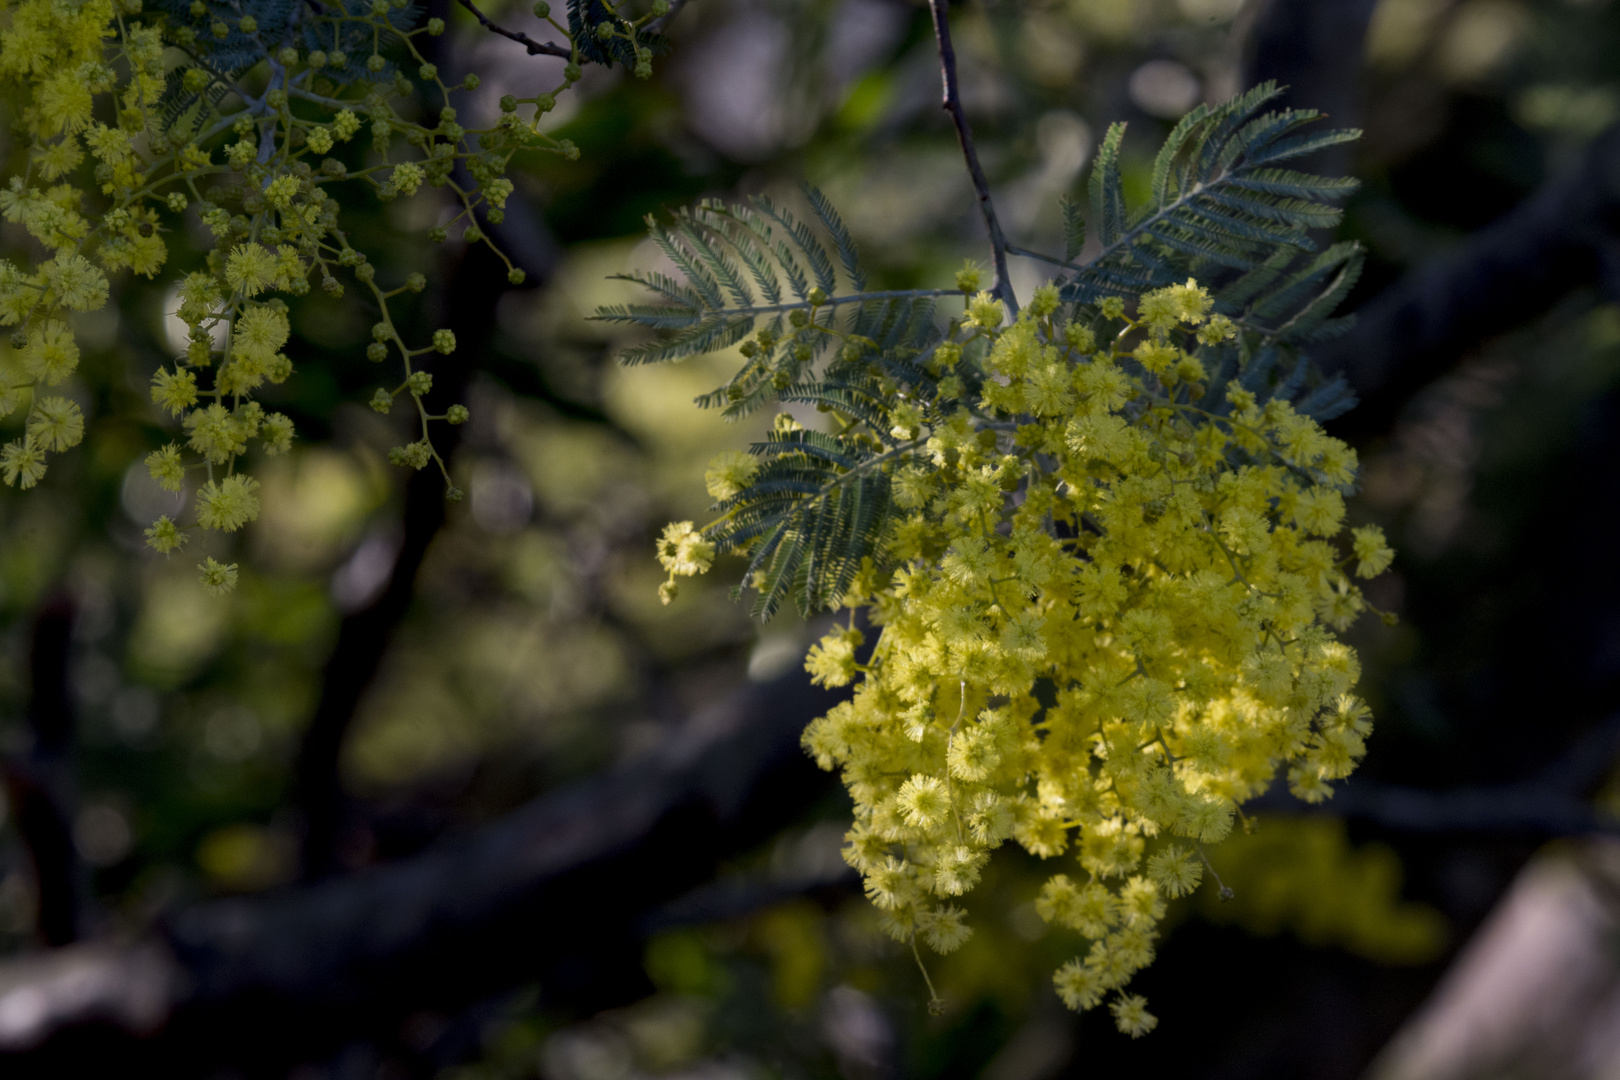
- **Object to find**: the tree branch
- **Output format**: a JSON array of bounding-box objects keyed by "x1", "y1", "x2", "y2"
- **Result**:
[
  {"x1": 3, "y1": 598, "x2": 82, "y2": 947},
  {"x1": 454, "y1": 0, "x2": 572, "y2": 58},
  {"x1": 1319, "y1": 122, "x2": 1620, "y2": 437},
  {"x1": 0, "y1": 669, "x2": 843, "y2": 1072},
  {"x1": 1260, "y1": 713, "x2": 1620, "y2": 836},
  {"x1": 294, "y1": 241, "x2": 521, "y2": 878},
  {"x1": 927, "y1": 0, "x2": 1016, "y2": 314}
]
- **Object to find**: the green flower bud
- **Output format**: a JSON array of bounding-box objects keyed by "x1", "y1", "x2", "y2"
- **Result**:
[
  {"x1": 367, "y1": 53, "x2": 386, "y2": 72},
  {"x1": 499, "y1": 94, "x2": 518, "y2": 113},
  {"x1": 446, "y1": 404, "x2": 470, "y2": 424},
  {"x1": 366, "y1": 342, "x2": 388, "y2": 362},
  {"x1": 418, "y1": 62, "x2": 437, "y2": 79},
  {"x1": 426, "y1": 16, "x2": 445, "y2": 34},
  {"x1": 507, "y1": 268, "x2": 526, "y2": 285},
  {"x1": 369, "y1": 388, "x2": 393, "y2": 412},
  {"x1": 532, "y1": 1, "x2": 549, "y2": 15},
  {"x1": 238, "y1": 14, "x2": 256, "y2": 32}
]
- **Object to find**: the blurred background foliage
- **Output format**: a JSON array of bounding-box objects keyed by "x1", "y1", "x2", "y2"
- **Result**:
[{"x1": 4, "y1": 0, "x2": 1620, "y2": 1076}]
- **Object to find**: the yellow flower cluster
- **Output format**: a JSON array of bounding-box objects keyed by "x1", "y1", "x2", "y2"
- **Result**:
[
  {"x1": 781, "y1": 280, "x2": 1391, "y2": 1032},
  {"x1": 0, "y1": 0, "x2": 639, "y2": 590}
]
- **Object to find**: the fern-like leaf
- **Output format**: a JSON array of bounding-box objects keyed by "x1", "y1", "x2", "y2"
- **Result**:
[{"x1": 1061, "y1": 81, "x2": 1360, "y2": 307}]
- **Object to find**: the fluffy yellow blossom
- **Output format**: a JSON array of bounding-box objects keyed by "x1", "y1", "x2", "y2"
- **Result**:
[
  {"x1": 655, "y1": 522, "x2": 715, "y2": 602},
  {"x1": 27, "y1": 396, "x2": 82, "y2": 450},
  {"x1": 198, "y1": 557, "x2": 239, "y2": 595},
  {"x1": 195, "y1": 474, "x2": 260, "y2": 532},
  {"x1": 704, "y1": 450, "x2": 758, "y2": 501},
  {"x1": 768, "y1": 279, "x2": 1392, "y2": 1033},
  {"x1": 22, "y1": 322, "x2": 78, "y2": 384}
]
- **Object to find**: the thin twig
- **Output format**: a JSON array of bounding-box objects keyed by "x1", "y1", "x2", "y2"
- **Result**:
[
  {"x1": 454, "y1": 0, "x2": 572, "y2": 57},
  {"x1": 926, "y1": 0, "x2": 1017, "y2": 315},
  {"x1": 1006, "y1": 242, "x2": 1082, "y2": 273}
]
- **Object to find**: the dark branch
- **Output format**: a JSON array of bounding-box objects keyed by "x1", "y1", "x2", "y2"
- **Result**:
[
  {"x1": 927, "y1": 0, "x2": 1016, "y2": 314},
  {"x1": 1270, "y1": 781, "x2": 1620, "y2": 836},
  {"x1": 0, "y1": 669, "x2": 842, "y2": 1073},
  {"x1": 295, "y1": 173, "x2": 557, "y2": 877},
  {"x1": 3, "y1": 598, "x2": 82, "y2": 947},
  {"x1": 454, "y1": 0, "x2": 572, "y2": 58},
  {"x1": 1320, "y1": 122, "x2": 1620, "y2": 436},
  {"x1": 295, "y1": 242, "x2": 515, "y2": 878},
  {"x1": 1259, "y1": 713, "x2": 1620, "y2": 836},
  {"x1": 1241, "y1": 0, "x2": 1380, "y2": 183}
]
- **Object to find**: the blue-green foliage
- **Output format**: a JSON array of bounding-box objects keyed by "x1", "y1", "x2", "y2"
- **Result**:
[
  {"x1": 1064, "y1": 82, "x2": 1360, "y2": 307},
  {"x1": 151, "y1": 0, "x2": 420, "y2": 129},
  {"x1": 568, "y1": 0, "x2": 665, "y2": 66},
  {"x1": 596, "y1": 186, "x2": 940, "y2": 617}
]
